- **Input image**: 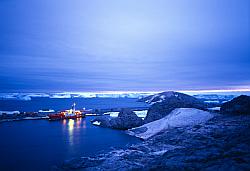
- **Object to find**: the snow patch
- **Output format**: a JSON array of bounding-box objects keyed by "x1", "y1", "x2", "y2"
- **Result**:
[
  {"x1": 150, "y1": 99, "x2": 163, "y2": 105},
  {"x1": 104, "y1": 112, "x2": 120, "y2": 117},
  {"x1": 134, "y1": 110, "x2": 148, "y2": 119},
  {"x1": 146, "y1": 94, "x2": 166, "y2": 105},
  {"x1": 128, "y1": 108, "x2": 214, "y2": 140},
  {"x1": 85, "y1": 113, "x2": 98, "y2": 116},
  {"x1": 160, "y1": 95, "x2": 166, "y2": 99},
  {"x1": 145, "y1": 95, "x2": 159, "y2": 104}
]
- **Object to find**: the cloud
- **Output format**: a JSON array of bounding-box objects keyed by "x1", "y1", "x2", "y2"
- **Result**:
[{"x1": 0, "y1": 0, "x2": 249, "y2": 92}]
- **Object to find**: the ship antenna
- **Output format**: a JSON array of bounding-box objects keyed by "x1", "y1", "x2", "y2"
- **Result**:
[{"x1": 72, "y1": 102, "x2": 76, "y2": 114}]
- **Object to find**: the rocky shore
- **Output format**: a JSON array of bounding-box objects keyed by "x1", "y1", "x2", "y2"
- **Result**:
[
  {"x1": 60, "y1": 114, "x2": 250, "y2": 170},
  {"x1": 58, "y1": 93, "x2": 250, "y2": 171},
  {"x1": 0, "y1": 116, "x2": 49, "y2": 123}
]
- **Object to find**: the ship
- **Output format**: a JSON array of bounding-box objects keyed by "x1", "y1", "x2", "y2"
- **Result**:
[{"x1": 48, "y1": 103, "x2": 87, "y2": 120}]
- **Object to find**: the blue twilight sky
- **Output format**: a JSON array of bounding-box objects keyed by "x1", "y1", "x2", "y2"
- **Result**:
[{"x1": 0, "y1": 0, "x2": 249, "y2": 92}]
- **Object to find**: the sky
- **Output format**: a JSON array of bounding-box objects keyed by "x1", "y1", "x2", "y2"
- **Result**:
[{"x1": 0, "y1": 0, "x2": 249, "y2": 92}]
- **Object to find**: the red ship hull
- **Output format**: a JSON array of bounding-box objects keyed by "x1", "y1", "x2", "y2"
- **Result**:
[{"x1": 48, "y1": 113, "x2": 84, "y2": 120}]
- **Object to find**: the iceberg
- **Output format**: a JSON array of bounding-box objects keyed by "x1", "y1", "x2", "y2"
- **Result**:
[
  {"x1": 134, "y1": 110, "x2": 148, "y2": 119},
  {"x1": 38, "y1": 109, "x2": 55, "y2": 113},
  {"x1": 0, "y1": 111, "x2": 20, "y2": 115}
]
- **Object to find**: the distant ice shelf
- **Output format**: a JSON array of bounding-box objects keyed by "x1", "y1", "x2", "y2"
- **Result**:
[
  {"x1": 0, "y1": 91, "x2": 249, "y2": 101},
  {"x1": 0, "y1": 111, "x2": 20, "y2": 115},
  {"x1": 0, "y1": 92, "x2": 155, "y2": 101}
]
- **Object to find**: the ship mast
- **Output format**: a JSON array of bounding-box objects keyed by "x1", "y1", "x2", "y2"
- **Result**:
[{"x1": 72, "y1": 103, "x2": 76, "y2": 115}]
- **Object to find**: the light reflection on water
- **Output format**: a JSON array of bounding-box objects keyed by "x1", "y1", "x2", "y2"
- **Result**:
[
  {"x1": 68, "y1": 119, "x2": 74, "y2": 146},
  {"x1": 62, "y1": 118, "x2": 87, "y2": 146},
  {"x1": 0, "y1": 116, "x2": 141, "y2": 171}
]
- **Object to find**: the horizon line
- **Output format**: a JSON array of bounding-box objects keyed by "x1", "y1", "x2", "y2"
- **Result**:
[{"x1": 1, "y1": 88, "x2": 250, "y2": 94}]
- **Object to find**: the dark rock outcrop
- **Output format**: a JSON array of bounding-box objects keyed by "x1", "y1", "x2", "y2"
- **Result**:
[
  {"x1": 111, "y1": 109, "x2": 143, "y2": 130},
  {"x1": 220, "y1": 95, "x2": 250, "y2": 115},
  {"x1": 92, "y1": 108, "x2": 143, "y2": 130},
  {"x1": 144, "y1": 91, "x2": 207, "y2": 123}
]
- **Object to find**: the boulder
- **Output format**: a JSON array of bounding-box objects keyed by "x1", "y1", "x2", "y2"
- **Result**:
[
  {"x1": 110, "y1": 108, "x2": 143, "y2": 130},
  {"x1": 220, "y1": 95, "x2": 250, "y2": 115},
  {"x1": 144, "y1": 91, "x2": 207, "y2": 123},
  {"x1": 92, "y1": 108, "x2": 143, "y2": 130}
]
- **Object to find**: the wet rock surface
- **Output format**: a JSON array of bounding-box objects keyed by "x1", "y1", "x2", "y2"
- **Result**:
[
  {"x1": 221, "y1": 95, "x2": 250, "y2": 115},
  {"x1": 60, "y1": 114, "x2": 250, "y2": 171}
]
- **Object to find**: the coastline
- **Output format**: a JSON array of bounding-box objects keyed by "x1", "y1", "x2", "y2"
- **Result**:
[
  {"x1": 0, "y1": 106, "x2": 149, "y2": 124},
  {"x1": 60, "y1": 114, "x2": 250, "y2": 170},
  {"x1": 0, "y1": 116, "x2": 49, "y2": 123}
]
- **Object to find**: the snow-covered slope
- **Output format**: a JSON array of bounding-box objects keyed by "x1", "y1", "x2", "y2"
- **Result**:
[
  {"x1": 139, "y1": 91, "x2": 177, "y2": 105},
  {"x1": 127, "y1": 108, "x2": 214, "y2": 140}
]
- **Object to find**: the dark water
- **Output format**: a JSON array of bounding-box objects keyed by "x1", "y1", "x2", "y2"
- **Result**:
[
  {"x1": 0, "y1": 97, "x2": 149, "y2": 112},
  {"x1": 0, "y1": 98, "x2": 145, "y2": 171}
]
